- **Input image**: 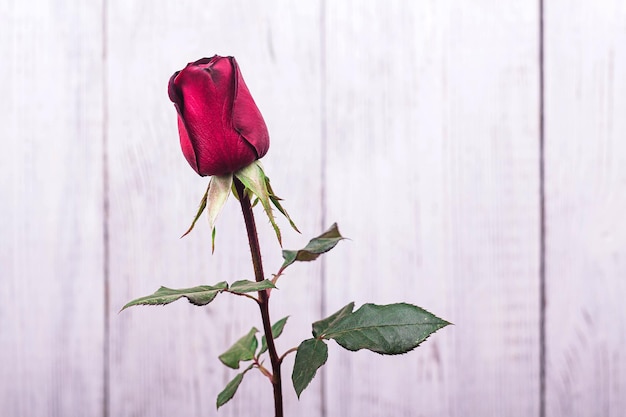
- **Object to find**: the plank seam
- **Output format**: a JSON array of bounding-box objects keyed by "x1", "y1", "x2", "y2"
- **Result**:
[
  {"x1": 538, "y1": 0, "x2": 547, "y2": 416},
  {"x1": 101, "y1": 1, "x2": 111, "y2": 416},
  {"x1": 319, "y1": 1, "x2": 328, "y2": 416}
]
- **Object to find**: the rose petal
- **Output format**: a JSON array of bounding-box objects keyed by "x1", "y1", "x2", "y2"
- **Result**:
[
  {"x1": 167, "y1": 71, "x2": 182, "y2": 107},
  {"x1": 231, "y1": 58, "x2": 270, "y2": 159},
  {"x1": 176, "y1": 110, "x2": 200, "y2": 174}
]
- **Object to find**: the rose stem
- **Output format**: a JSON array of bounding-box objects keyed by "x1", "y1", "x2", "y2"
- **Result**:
[{"x1": 234, "y1": 178, "x2": 283, "y2": 417}]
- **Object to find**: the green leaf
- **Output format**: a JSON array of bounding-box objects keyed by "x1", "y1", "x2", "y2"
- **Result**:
[
  {"x1": 312, "y1": 302, "x2": 355, "y2": 338},
  {"x1": 219, "y1": 327, "x2": 259, "y2": 369},
  {"x1": 280, "y1": 223, "x2": 345, "y2": 272},
  {"x1": 207, "y1": 174, "x2": 233, "y2": 252},
  {"x1": 260, "y1": 316, "x2": 290, "y2": 355},
  {"x1": 319, "y1": 303, "x2": 450, "y2": 355},
  {"x1": 235, "y1": 161, "x2": 283, "y2": 245},
  {"x1": 228, "y1": 279, "x2": 276, "y2": 294},
  {"x1": 180, "y1": 182, "x2": 210, "y2": 238},
  {"x1": 121, "y1": 282, "x2": 228, "y2": 311},
  {"x1": 292, "y1": 338, "x2": 328, "y2": 398},
  {"x1": 216, "y1": 364, "x2": 254, "y2": 409}
]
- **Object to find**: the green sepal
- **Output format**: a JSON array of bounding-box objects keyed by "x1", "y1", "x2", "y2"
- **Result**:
[
  {"x1": 264, "y1": 175, "x2": 299, "y2": 233},
  {"x1": 181, "y1": 174, "x2": 232, "y2": 251},
  {"x1": 120, "y1": 282, "x2": 228, "y2": 311},
  {"x1": 234, "y1": 161, "x2": 299, "y2": 246},
  {"x1": 280, "y1": 223, "x2": 345, "y2": 272},
  {"x1": 181, "y1": 182, "x2": 210, "y2": 238},
  {"x1": 292, "y1": 338, "x2": 328, "y2": 398},
  {"x1": 260, "y1": 316, "x2": 289, "y2": 355},
  {"x1": 216, "y1": 364, "x2": 254, "y2": 409},
  {"x1": 218, "y1": 327, "x2": 259, "y2": 369},
  {"x1": 206, "y1": 174, "x2": 233, "y2": 252}
]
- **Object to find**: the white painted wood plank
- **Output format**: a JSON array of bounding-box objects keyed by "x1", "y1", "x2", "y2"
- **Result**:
[
  {"x1": 0, "y1": 1, "x2": 105, "y2": 417},
  {"x1": 545, "y1": 1, "x2": 626, "y2": 416},
  {"x1": 324, "y1": 1, "x2": 541, "y2": 416},
  {"x1": 106, "y1": 2, "x2": 322, "y2": 416}
]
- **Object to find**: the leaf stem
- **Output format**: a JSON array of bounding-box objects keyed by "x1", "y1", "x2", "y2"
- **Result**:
[
  {"x1": 234, "y1": 178, "x2": 283, "y2": 417},
  {"x1": 254, "y1": 360, "x2": 273, "y2": 380},
  {"x1": 278, "y1": 346, "x2": 299, "y2": 364},
  {"x1": 224, "y1": 290, "x2": 260, "y2": 304},
  {"x1": 271, "y1": 266, "x2": 287, "y2": 285}
]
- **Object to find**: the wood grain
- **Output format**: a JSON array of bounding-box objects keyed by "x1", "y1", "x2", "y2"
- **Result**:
[
  {"x1": 106, "y1": 2, "x2": 323, "y2": 416},
  {"x1": 544, "y1": 1, "x2": 626, "y2": 416},
  {"x1": 323, "y1": 1, "x2": 541, "y2": 416},
  {"x1": 0, "y1": 1, "x2": 105, "y2": 416}
]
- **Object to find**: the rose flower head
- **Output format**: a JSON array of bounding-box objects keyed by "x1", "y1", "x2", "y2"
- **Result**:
[{"x1": 168, "y1": 56, "x2": 270, "y2": 176}]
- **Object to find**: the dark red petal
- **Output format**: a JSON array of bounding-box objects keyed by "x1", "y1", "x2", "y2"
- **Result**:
[
  {"x1": 175, "y1": 64, "x2": 223, "y2": 147},
  {"x1": 192, "y1": 56, "x2": 218, "y2": 66},
  {"x1": 208, "y1": 56, "x2": 236, "y2": 106},
  {"x1": 176, "y1": 111, "x2": 201, "y2": 175},
  {"x1": 231, "y1": 58, "x2": 270, "y2": 158},
  {"x1": 168, "y1": 70, "x2": 182, "y2": 106}
]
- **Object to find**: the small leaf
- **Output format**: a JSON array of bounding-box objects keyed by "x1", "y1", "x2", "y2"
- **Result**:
[
  {"x1": 235, "y1": 161, "x2": 282, "y2": 245},
  {"x1": 228, "y1": 279, "x2": 276, "y2": 294},
  {"x1": 292, "y1": 338, "x2": 328, "y2": 398},
  {"x1": 312, "y1": 302, "x2": 355, "y2": 338},
  {"x1": 121, "y1": 282, "x2": 228, "y2": 311},
  {"x1": 181, "y1": 182, "x2": 210, "y2": 238},
  {"x1": 280, "y1": 223, "x2": 345, "y2": 272},
  {"x1": 219, "y1": 327, "x2": 259, "y2": 369},
  {"x1": 216, "y1": 364, "x2": 254, "y2": 409},
  {"x1": 207, "y1": 174, "x2": 233, "y2": 252},
  {"x1": 320, "y1": 303, "x2": 450, "y2": 355},
  {"x1": 260, "y1": 316, "x2": 290, "y2": 355}
]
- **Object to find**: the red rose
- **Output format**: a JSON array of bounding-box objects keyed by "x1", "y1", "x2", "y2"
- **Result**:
[{"x1": 168, "y1": 56, "x2": 270, "y2": 176}]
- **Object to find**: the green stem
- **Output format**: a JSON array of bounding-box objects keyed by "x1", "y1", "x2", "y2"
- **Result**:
[{"x1": 234, "y1": 178, "x2": 283, "y2": 417}]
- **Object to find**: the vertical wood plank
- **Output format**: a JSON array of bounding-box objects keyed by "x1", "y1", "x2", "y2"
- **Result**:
[
  {"x1": 324, "y1": 1, "x2": 541, "y2": 416},
  {"x1": 106, "y1": 2, "x2": 322, "y2": 416},
  {"x1": 545, "y1": 1, "x2": 626, "y2": 416},
  {"x1": 0, "y1": 1, "x2": 105, "y2": 416}
]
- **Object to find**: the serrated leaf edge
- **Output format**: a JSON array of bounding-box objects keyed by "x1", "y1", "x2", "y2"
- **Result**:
[
  {"x1": 321, "y1": 303, "x2": 451, "y2": 355},
  {"x1": 120, "y1": 282, "x2": 228, "y2": 312},
  {"x1": 218, "y1": 327, "x2": 259, "y2": 369},
  {"x1": 216, "y1": 364, "x2": 254, "y2": 409},
  {"x1": 292, "y1": 338, "x2": 328, "y2": 398}
]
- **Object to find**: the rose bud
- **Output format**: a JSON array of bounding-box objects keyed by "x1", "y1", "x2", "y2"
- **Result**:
[{"x1": 168, "y1": 56, "x2": 270, "y2": 176}]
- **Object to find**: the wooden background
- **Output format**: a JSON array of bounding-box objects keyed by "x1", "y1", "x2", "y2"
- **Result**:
[{"x1": 1, "y1": 1, "x2": 625, "y2": 416}]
